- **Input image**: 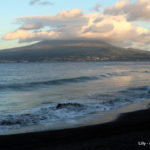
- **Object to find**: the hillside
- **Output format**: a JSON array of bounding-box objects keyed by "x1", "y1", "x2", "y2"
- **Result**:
[{"x1": 0, "y1": 39, "x2": 150, "y2": 62}]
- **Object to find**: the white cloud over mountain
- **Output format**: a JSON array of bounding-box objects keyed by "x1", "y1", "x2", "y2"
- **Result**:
[{"x1": 3, "y1": 0, "x2": 150, "y2": 50}]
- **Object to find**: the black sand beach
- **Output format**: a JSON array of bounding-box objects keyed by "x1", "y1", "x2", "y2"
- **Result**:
[{"x1": 0, "y1": 107, "x2": 150, "y2": 150}]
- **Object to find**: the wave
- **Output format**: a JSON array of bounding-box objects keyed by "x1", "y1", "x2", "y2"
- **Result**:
[
  {"x1": 143, "y1": 71, "x2": 150, "y2": 73},
  {"x1": 89, "y1": 85, "x2": 150, "y2": 104},
  {"x1": 119, "y1": 85, "x2": 150, "y2": 97},
  {"x1": 0, "y1": 101, "x2": 109, "y2": 133},
  {"x1": 0, "y1": 70, "x2": 145, "y2": 91},
  {"x1": 0, "y1": 76, "x2": 99, "y2": 90},
  {"x1": 0, "y1": 72, "x2": 125, "y2": 90}
]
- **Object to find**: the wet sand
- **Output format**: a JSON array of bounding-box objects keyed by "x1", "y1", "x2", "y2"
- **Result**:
[{"x1": 0, "y1": 106, "x2": 150, "y2": 150}]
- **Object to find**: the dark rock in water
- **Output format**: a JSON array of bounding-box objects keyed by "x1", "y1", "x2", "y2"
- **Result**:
[{"x1": 56, "y1": 103, "x2": 83, "y2": 109}]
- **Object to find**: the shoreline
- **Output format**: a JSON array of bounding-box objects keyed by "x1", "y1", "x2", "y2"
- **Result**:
[
  {"x1": 4, "y1": 97, "x2": 150, "y2": 135},
  {"x1": 0, "y1": 99, "x2": 150, "y2": 149}
]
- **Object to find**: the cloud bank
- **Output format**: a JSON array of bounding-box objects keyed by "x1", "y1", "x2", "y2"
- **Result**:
[{"x1": 3, "y1": 0, "x2": 150, "y2": 50}]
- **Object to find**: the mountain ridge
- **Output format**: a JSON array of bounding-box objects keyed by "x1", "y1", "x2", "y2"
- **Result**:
[{"x1": 0, "y1": 40, "x2": 150, "y2": 62}]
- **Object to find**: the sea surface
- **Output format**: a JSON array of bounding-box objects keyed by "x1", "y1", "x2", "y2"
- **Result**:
[{"x1": 0, "y1": 61, "x2": 150, "y2": 134}]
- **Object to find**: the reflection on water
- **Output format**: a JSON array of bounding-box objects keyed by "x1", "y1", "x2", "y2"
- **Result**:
[{"x1": 111, "y1": 76, "x2": 133, "y2": 87}]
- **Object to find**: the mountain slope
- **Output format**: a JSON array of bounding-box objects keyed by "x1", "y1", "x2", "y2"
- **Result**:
[{"x1": 0, "y1": 40, "x2": 150, "y2": 62}]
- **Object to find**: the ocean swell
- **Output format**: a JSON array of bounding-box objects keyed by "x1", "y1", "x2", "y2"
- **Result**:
[{"x1": 0, "y1": 71, "x2": 129, "y2": 91}]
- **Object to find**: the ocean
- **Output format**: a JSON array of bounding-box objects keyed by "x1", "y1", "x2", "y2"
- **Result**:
[{"x1": 0, "y1": 61, "x2": 150, "y2": 134}]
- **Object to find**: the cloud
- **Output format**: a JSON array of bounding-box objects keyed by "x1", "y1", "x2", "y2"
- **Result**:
[
  {"x1": 3, "y1": 7, "x2": 150, "y2": 50},
  {"x1": 83, "y1": 23, "x2": 114, "y2": 33},
  {"x1": 81, "y1": 14, "x2": 150, "y2": 46},
  {"x1": 104, "y1": 0, "x2": 150, "y2": 22},
  {"x1": 91, "y1": 4, "x2": 101, "y2": 12},
  {"x1": 30, "y1": 0, "x2": 54, "y2": 6},
  {"x1": 4, "y1": 30, "x2": 59, "y2": 43},
  {"x1": 3, "y1": 9, "x2": 87, "y2": 42},
  {"x1": 20, "y1": 23, "x2": 43, "y2": 30},
  {"x1": 30, "y1": 0, "x2": 40, "y2": 5}
]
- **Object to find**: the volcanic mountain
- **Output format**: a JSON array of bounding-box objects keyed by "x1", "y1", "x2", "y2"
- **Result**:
[{"x1": 0, "y1": 39, "x2": 150, "y2": 62}]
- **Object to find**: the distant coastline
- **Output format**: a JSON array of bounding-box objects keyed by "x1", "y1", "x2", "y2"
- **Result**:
[{"x1": 0, "y1": 59, "x2": 150, "y2": 63}]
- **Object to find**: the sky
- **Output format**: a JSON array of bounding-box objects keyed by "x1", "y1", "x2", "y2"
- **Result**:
[{"x1": 1, "y1": 0, "x2": 150, "y2": 51}]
